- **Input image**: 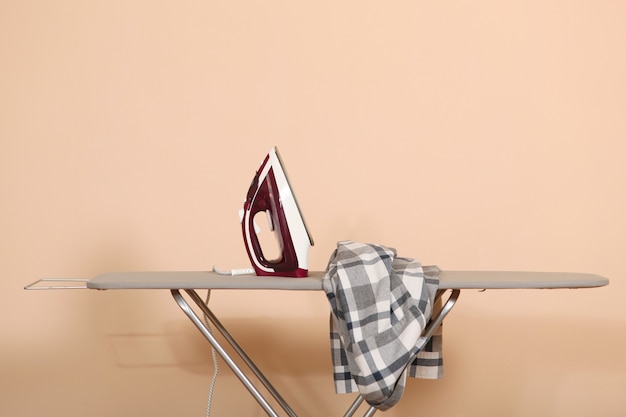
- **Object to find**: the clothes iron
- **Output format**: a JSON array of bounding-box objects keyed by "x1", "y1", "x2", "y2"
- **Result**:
[{"x1": 241, "y1": 147, "x2": 314, "y2": 277}]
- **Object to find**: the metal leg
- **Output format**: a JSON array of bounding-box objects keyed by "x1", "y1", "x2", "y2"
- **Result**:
[
  {"x1": 423, "y1": 289, "x2": 461, "y2": 341},
  {"x1": 171, "y1": 289, "x2": 297, "y2": 417},
  {"x1": 362, "y1": 407, "x2": 378, "y2": 417},
  {"x1": 172, "y1": 288, "x2": 460, "y2": 417},
  {"x1": 343, "y1": 396, "x2": 364, "y2": 417},
  {"x1": 182, "y1": 289, "x2": 298, "y2": 417}
]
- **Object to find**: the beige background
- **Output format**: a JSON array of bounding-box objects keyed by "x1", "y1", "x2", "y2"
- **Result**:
[{"x1": 2, "y1": 1, "x2": 625, "y2": 416}]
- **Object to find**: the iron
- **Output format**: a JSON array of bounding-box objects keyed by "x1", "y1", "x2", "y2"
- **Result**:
[{"x1": 241, "y1": 147, "x2": 314, "y2": 277}]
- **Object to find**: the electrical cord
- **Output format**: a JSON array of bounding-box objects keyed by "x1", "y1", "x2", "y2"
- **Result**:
[
  {"x1": 203, "y1": 265, "x2": 254, "y2": 416},
  {"x1": 212, "y1": 266, "x2": 255, "y2": 276},
  {"x1": 203, "y1": 289, "x2": 219, "y2": 417}
]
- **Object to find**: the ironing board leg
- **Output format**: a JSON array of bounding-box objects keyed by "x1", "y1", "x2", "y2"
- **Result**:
[
  {"x1": 343, "y1": 396, "x2": 364, "y2": 417},
  {"x1": 182, "y1": 289, "x2": 298, "y2": 417},
  {"x1": 171, "y1": 289, "x2": 298, "y2": 417},
  {"x1": 346, "y1": 289, "x2": 462, "y2": 417},
  {"x1": 427, "y1": 289, "x2": 461, "y2": 340},
  {"x1": 172, "y1": 288, "x2": 460, "y2": 417},
  {"x1": 362, "y1": 407, "x2": 378, "y2": 417}
]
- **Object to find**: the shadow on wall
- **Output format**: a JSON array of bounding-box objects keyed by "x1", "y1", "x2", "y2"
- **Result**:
[
  {"x1": 104, "y1": 308, "x2": 625, "y2": 414},
  {"x1": 105, "y1": 317, "x2": 331, "y2": 375}
]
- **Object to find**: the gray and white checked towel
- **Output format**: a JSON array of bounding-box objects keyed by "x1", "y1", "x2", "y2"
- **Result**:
[{"x1": 322, "y1": 241, "x2": 442, "y2": 410}]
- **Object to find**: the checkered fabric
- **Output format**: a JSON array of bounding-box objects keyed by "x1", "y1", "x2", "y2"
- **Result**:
[{"x1": 322, "y1": 241, "x2": 442, "y2": 410}]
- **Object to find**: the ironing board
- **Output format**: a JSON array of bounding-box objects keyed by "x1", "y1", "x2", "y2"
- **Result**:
[{"x1": 79, "y1": 270, "x2": 608, "y2": 417}]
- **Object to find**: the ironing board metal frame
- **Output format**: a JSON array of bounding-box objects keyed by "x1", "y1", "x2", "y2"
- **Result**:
[
  {"x1": 78, "y1": 270, "x2": 607, "y2": 417},
  {"x1": 171, "y1": 285, "x2": 460, "y2": 417}
]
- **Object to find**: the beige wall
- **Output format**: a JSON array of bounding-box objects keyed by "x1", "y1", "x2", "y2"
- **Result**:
[{"x1": 2, "y1": 1, "x2": 625, "y2": 416}]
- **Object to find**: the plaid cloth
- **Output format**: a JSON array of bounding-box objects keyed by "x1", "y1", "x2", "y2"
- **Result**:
[{"x1": 322, "y1": 241, "x2": 442, "y2": 410}]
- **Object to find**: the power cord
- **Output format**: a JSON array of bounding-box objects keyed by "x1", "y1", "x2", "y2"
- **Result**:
[
  {"x1": 212, "y1": 266, "x2": 255, "y2": 276},
  {"x1": 203, "y1": 265, "x2": 254, "y2": 416},
  {"x1": 203, "y1": 289, "x2": 219, "y2": 417}
]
